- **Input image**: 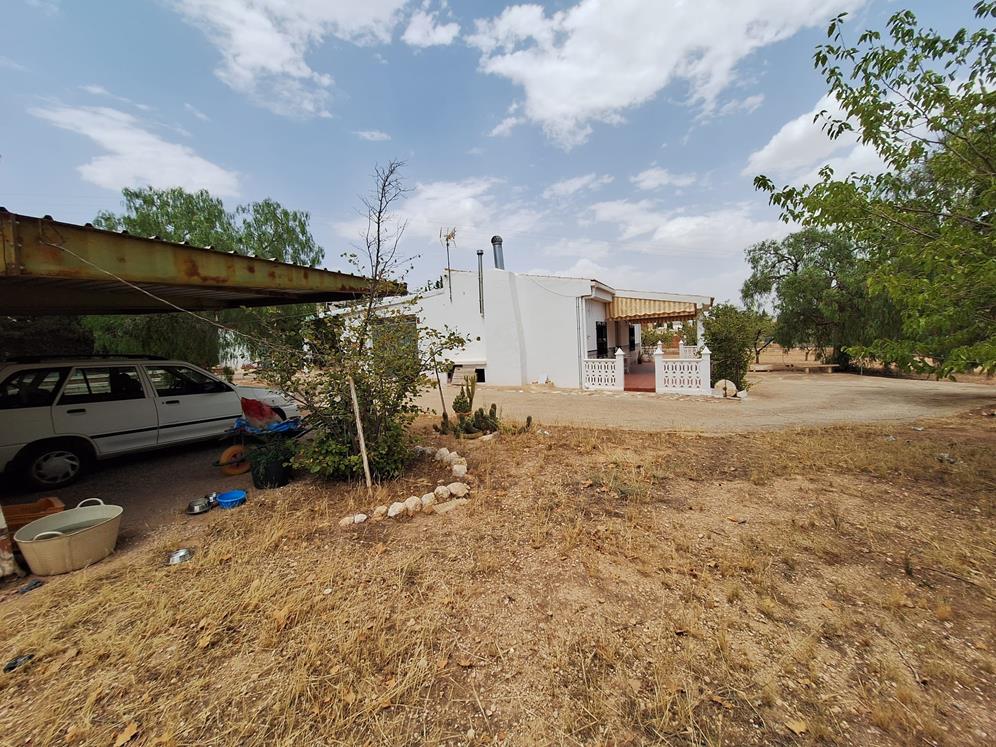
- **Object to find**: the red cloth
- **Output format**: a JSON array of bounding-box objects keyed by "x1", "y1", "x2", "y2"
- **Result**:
[{"x1": 241, "y1": 397, "x2": 280, "y2": 428}]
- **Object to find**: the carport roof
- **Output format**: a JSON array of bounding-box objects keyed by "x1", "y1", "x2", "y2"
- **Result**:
[{"x1": 0, "y1": 209, "x2": 402, "y2": 315}]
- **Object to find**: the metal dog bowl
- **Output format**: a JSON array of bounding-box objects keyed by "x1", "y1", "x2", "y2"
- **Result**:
[{"x1": 186, "y1": 494, "x2": 217, "y2": 515}]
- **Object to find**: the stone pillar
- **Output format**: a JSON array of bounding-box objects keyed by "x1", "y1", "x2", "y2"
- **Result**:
[
  {"x1": 696, "y1": 316, "x2": 705, "y2": 347},
  {"x1": 699, "y1": 344, "x2": 712, "y2": 395},
  {"x1": 653, "y1": 342, "x2": 664, "y2": 394},
  {"x1": 614, "y1": 347, "x2": 625, "y2": 390}
]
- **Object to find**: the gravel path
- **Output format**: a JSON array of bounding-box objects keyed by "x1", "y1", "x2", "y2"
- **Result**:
[{"x1": 418, "y1": 371, "x2": 995, "y2": 433}]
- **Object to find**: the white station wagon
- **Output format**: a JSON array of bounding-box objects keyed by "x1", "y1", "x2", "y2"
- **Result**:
[{"x1": 0, "y1": 357, "x2": 299, "y2": 489}]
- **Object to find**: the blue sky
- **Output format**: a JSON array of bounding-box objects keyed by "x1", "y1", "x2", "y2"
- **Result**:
[{"x1": 0, "y1": 0, "x2": 979, "y2": 302}]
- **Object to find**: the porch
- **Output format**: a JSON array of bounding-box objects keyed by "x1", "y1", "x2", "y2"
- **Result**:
[
  {"x1": 581, "y1": 291, "x2": 712, "y2": 395},
  {"x1": 581, "y1": 344, "x2": 712, "y2": 395}
]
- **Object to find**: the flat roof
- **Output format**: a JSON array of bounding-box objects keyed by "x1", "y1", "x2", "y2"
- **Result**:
[{"x1": 0, "y1": 209, "x2": 403, "y2": 315}]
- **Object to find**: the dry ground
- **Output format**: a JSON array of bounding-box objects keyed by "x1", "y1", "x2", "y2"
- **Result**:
[
  {"x1": 1, "y1": 409, "x2": 994, "y2": 746},
  {"x1": 415, "y1": 372, "x2": 995, "y2": 433}
]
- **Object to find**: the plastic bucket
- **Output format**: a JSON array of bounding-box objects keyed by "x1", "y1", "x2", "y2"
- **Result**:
[{"x1": 14, "y1": 498, "x2": 122, "y2": 576}]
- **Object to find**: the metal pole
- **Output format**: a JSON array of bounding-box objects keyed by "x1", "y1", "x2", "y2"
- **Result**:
[
  {"x1": 446, "y1": 236, "x2": 453, "y2": 302},
  {"x1": 477, "y1": 249, "x2": 485, "y2": 316}
]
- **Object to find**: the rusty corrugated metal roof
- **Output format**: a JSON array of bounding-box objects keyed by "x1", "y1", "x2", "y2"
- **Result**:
[{"x1": 0, "y1": 210, "x2": 403, "y2": 315}]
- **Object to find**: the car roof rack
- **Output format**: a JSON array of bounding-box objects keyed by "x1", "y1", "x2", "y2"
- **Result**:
[{"x1": 2, "y1": 354, "x2": 168, "y2": 363}]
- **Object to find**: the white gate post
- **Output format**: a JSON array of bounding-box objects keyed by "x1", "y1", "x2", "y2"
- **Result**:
[
  {"x1": 614, "y1": 347, "x2": 625, "y2": 390},
  {"x1": 699, "y1": 344, "x2": 712, "y2": 395},
  {"x1": 653, "y1": 342, "x2": 664, "y2": 394}
]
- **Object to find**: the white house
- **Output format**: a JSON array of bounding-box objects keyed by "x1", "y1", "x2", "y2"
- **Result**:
[{"x1": 371, "y1": 237, "x2": 715, "y2": 395}]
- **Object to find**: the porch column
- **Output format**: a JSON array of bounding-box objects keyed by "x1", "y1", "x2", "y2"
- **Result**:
[
  {"x1": 653, "y1": 342, "x2": 664, "y2": 394},
  {"x1": 614, "y1": 347, "x2": 625, "y2": 390},
  {"x1": 699, "y1": 345, "x2": 712, "y2": 395},
  {"x1": 695, "y1": 315, "x2": 705, "y2": 347}
]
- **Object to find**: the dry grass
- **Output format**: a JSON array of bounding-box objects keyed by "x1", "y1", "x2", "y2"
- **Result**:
[{"x1": 1, "y1": 410, "x2": 995, "y2": 745}]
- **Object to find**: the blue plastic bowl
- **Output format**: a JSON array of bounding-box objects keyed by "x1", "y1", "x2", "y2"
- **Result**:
[{"x1": 215, "y1": 490, "x2": 247, "y2": 509}]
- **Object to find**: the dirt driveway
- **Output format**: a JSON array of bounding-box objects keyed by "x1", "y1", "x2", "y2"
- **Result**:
[
  {"x1": 419, "y1": 371, "x2": 995, "y2": 432},
  {"x1": 1, "y1": 441, "x2": 252, "y2": 542}
]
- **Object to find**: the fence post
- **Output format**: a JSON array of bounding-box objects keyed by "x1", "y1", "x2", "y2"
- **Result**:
[
  {"x1": 614, "y1": 348, "x2": 625, "y2": 390},
  {"x1": 653, "y1": 342, "x2": 664, "y2": 394},
  {"x1": 699, "y1": 345, "x2": 712, "y2": 395}
]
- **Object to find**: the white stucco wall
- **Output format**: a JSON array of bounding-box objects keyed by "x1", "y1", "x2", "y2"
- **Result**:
[{"x1": 398, "y1": 269, "x2": 592, "y2": 387}]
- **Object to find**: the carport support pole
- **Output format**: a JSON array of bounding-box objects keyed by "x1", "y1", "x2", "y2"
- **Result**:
[{"x1": 348, "y1": 376, "x2": 373, "y2": 498}]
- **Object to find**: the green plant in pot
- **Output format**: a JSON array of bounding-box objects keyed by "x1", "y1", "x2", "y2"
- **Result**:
[{"x1": 249, "y1": 435, "x2": 295, "y2": 489}]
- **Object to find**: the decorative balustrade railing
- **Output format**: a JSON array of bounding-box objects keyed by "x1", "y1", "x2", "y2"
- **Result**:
[
  {"x1": 678, "y1": 342, "x2": 702, "y2": 358},
  {"x1": 582, "y1": 348, "x2": 625, "y2": 390},
  {"x1": 653, "y1": 343, "x2": 712, "y2": 395}
]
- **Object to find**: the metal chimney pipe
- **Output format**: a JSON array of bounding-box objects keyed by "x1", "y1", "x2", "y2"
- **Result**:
[
  {"x1": 477, "y1": 249, "x2": 485, "y2": 316},
  {"x1": 491, "y1": 234, "x2": 504, "y2": 270}
]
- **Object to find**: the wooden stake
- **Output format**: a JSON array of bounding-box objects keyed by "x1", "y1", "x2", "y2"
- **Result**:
[
  {"x1": 348, "y1": 376, "x2": 373, "y2": 498},
  {"x1": 432, "y1": 353, "x2": 448, "y2": 419}
]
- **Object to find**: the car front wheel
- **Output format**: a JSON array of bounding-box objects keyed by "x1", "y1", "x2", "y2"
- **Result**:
[{"x1": 22, "y1": 443, "x2": 88, "y2": 489}]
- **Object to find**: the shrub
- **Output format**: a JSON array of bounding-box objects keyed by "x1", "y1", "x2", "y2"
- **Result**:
[{"x1": 703, "y1": 304, "x2": 756, "y2": 390}]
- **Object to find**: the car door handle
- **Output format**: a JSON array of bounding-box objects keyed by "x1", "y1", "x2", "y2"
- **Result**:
[
  {"x1": 163, "y1": 400, "x2": 180, "y2": 405},
  {"x1": 67, "y1": 408, "x2": 87, "y2": 414}
]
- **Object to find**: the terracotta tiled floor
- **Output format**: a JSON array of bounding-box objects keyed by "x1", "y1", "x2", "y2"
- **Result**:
[{"x1": 624, "y1": 360, "x2": 656, "y2": 391}]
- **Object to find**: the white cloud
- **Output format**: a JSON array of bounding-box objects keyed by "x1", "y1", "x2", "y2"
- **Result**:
[
  {"x1": 185, "y1": 102, "x2": 211, "y2": 121},
  {"x1": 80, "y1": 83, "x2": 111, "y2": 96},
  {"x1": 489, "y1": 115, "x2": 523, "y2": 138},
  {"x1": 589, "y1": 199, "x2": 790, "y2": 256},
  {"x1": 334, "y1": 176, "x2": 543, "y2": 252},
  {"x1": 402, "y1": 9, "x2": 459, "y2": 47},
  {"x1": 717, "y1": 93, "x2": 765, "y2": 117},
  {"x1": 743, "y1": 93, "x2": 887, "y2": 183},
  {"x1": 541, "y1": 237, "x2": 612, "y2": 261},
  {"x1": 469, "y1": 0, "x2": 864, "y2": 148},
  {"x1": 0, "y1": 56, "x2": 27, "y2": 71},
  {"x1": 354, "y1": 129, "x2": 392, "y2": 141},
  {"x1": 169, "y1": 0, "x2": 408, "y2": 117},
  {"x1": 542, "y1": 173, "x2": 613, "y2": 199},
  {"x1": 630, "y1": 167, "x2": 696, "y2": 191},
  {"x1": 30, "y1": 105, "x2": 240, "y2": 196},
  {"x1": 80, "y1": 83, "x2": 154, "y2": 114}
]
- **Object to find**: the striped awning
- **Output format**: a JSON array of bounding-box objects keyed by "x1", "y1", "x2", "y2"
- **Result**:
[{"x1": 606, "y1": 296, "x2": 699, "y2": 323}]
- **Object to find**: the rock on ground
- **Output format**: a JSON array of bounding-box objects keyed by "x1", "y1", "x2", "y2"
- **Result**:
[
  {"x1": 353, "y1": 513, "x2": 368, "y2": 524},
  {"x1": 433, "y1": 498, "x2": 469, "y2": 515},
  {"x1": 434, "y1": 485, "x2": 451, "y2": 500},
  {"x1": 452, "y1": 464, "x2": 468, "y2": 478},
  {"x1": 435, "y1": 448, "x2": 450, "y2": 462},
  {"x1": 404, "y1": 495, "x2": 422, "y2": 515},
  {"x1": 387, "y1": 501, "x2": 406, "y2": 518},
  {"x1": 447, "y1": 482, "x2": 469, "y2": 498},
  {"x1": 338, "y1": 516, "x2": 355, "y2": 527},
  {"x1": 420, "y1": 492, "x2": 436, "y2": 511},
  {"x1": 373, "y1": 505, "x2": 388, "y2": 520}
]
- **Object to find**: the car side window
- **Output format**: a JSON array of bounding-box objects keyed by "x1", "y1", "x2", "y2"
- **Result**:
[
  {"x1": 0, "y1": 368, "x2": 70, "y2": 409},
  {"x1": 144, "y1": 366, "x2": 229, "y2": 397},
  {"x1": 58, "y1": 367, "x2": 147, "y2": 405}
]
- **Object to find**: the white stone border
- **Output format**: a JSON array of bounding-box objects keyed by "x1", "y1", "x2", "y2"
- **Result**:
[{"x1": 339, "y1": 446, "x2": 472, "y2": 527}]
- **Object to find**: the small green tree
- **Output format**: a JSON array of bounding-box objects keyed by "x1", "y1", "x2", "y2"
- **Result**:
[
  {"x1": 640, "y1": 326, "x2": 677, "y2": 348},
  {"x1": 255, "y1": 162, "x2": 465, "y2": 480},
  {"x1": 703, "y1": 304, "x2": 756, "y2": 390}
]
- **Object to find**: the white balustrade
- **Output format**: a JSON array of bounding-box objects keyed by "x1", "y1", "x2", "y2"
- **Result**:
[
  {"x1": 653, "y1": 343, "x2": 712, "y2": 395},
  {"x1": 678, "y1": 341, "x2": 702, "y2": 358},
  {"x1": 582, "y1": 348, "x2": 625, "y2": 390}
]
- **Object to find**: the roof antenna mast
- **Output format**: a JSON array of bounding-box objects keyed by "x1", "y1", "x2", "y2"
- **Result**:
[{"x1": 439, "y1": 227, "x2": 457, "y2": 302}]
